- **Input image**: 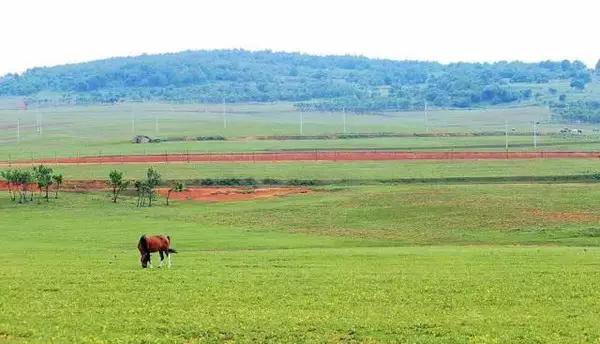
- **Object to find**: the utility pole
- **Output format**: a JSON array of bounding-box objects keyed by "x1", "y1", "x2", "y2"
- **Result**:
[
  {"x1": 504, "y1": 120, "x2": 509, "y2": 152},
  {"x1": 16, "y1": 119, "x2": 20, "y2": 142},
  {"x1": 36, "y1": 109, "x2": 43, "y2": 135},
  {"x1": 300, "y1": 111, "x2": 304, "y2": 136},
  {"x1": 342, "y1": 107, "x2": 347, "y2": 133},
  {"x1": 222, "y1": 99, "x2": 227, "y2": 129},
  {"x1": 533, "y1": 121, "x2": 538, "y2": 149},
  {"x1": 424, "y1": 100, "x2": 429, "y2": 133},
  {"x1": 424, "y1": 75, "x2": 430, "y2": 133},
  {"x1": 131, "y1": 106, "x2": 135, "y2": 134}
]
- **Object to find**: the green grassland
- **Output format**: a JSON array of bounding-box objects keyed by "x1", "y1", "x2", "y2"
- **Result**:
[
  {"x1": 1, "y1": 102, "x2": 600, "y2": 161},
  {"x1": 3, "y1": 99, "x2": 600, "y2": 343},
  {"x1": 2, "y1": 184, "x2": 600, "y2": 343},
  {"x1": 29, "y1": 159, "x2": 600, "y2": 181}
]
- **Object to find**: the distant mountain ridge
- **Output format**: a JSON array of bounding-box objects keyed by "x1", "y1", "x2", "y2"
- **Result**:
[{"x1": 0, "y1": 49, "x2": 596, "y2": 112}]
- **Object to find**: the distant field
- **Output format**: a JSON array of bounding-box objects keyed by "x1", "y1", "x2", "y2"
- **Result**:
[
  {"x1": 1, "y1": 102, "x2": 600, "y2": 160},
  {"x1": 4, "y1": 135, "x2": 600, "y2": 162},
  {"x1": 25, "y1": 159, "x2": 600, "y2": 181},
  {"x1": 3, "y1": 184, "x2": 600, "y2": 342}
]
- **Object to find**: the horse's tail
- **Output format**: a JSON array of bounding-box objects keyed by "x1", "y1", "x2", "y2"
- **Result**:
[{"x1": 138, "y1": 235, "x2": 148, "y2": 253}]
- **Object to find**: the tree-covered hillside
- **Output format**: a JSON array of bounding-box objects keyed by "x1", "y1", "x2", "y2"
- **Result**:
[{"x1": 0, "y1": 49, "x2": 596, "y2": 112}]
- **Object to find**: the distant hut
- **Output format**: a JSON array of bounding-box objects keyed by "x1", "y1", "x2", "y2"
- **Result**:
[{"x1": 131, "y1": 135, "x2": 153, "y2": 144}]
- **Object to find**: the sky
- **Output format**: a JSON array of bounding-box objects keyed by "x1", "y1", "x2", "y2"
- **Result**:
[{"x1": 1, "y1": 0, "x2": 599, "y2": 76}]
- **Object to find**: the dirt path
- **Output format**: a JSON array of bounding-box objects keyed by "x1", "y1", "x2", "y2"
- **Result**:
[{"x1": 2, "y1": 150, "x2": 600, "y2": 166}]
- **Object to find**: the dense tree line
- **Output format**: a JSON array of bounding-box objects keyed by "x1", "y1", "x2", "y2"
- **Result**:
[
  {"x1": 1, "y1": 165, "x2": 63, "y2": 203},
  {"x1": 0, "y1": 49, "x2": 594, "y2": 111},
  {"x1": 551, "y1": 101, "x2": 600, "y2": 123}
]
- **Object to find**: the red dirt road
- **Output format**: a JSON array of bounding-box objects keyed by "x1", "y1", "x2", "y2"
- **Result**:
[{"x1": 3, "y1": 150, "x2": 600, "y2": 166}]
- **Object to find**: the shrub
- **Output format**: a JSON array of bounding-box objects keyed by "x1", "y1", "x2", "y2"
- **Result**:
[{"x1": 261, "y1": 178, "x2": 282, "y2": 185}]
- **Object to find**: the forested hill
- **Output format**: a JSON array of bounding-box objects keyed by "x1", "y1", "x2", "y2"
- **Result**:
[{"x1": 0, "y1": 49, "x2": 597, "y2": 112}]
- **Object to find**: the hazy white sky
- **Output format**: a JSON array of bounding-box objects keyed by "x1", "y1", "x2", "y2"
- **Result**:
[{"x1": 1, "y1": 0, "x2": 599, "y2": 75}]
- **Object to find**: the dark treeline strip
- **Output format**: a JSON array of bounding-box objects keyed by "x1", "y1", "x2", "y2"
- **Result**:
[
  {"x1": 171, "y1": 174, "x2": 599, "y2": 187},
  {"x1": 157, "y1": 131, "x2": 568, "y2": 143},
  {"x1": 551, "y1": 101, "x2": 600, "y2": 123}
]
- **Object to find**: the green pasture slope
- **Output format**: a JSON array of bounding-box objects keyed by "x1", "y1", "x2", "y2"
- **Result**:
[
  {"x1": 1, "y1": 102, "x2": 600, "y2": 161},
  {"x1": 3, "y1": 184, "x2": 600, "y2": 343}
]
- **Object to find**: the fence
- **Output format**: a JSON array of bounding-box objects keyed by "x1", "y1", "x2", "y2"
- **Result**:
[{"x1": 3, "y1": 150, "x2": 600, "y2": 166}]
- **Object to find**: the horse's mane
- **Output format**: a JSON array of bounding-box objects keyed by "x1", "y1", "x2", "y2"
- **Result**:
[{"x1": 138, "y1": 235, "x2": 149, "y2": 253}]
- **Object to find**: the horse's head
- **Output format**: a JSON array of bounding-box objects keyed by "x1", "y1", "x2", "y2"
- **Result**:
[{"x1": 140, "y1": 253, "x2": 150, "y2": 268}]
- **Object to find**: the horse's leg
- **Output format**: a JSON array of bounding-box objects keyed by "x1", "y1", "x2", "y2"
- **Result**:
[
  {"x1": 147, "y1": 253, "x2": 153, "y2": 269},
  {"x1": 166, "y1": 251, "x2": 171, "y2": 268},
  {"x1": 159, "y1": 251, "x2": 164, "y2": 268}
]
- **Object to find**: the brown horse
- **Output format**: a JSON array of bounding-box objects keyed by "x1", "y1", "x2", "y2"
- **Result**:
[{"x1": 137, "y1": 234, "x2": 177, "y2": 268}]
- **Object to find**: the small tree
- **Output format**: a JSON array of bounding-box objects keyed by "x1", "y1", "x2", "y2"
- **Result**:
[
  {"x1": 1, "y1": 170, "x2": 16, "y2": 201},
  {"x1": 52, "y1": 174, "x2": 63, "y2": 199},
  {"x1": 108, "y1": 170, "x2": 130, "y2": 203},
  {"x1": 33, "y1": 165, "x2": 54, "y2": 202},
  {"x1": 145, "y1": 167, "x2": 161, "y2": 207},
  {"x1": 14, "y1": 169, "x2": 33, "y2": 204},
  {"x1": 134, "y1": 168, "x2": 162, "y2": 207},
  {"x1": 134, "y1": 180, "x2": 144, "y2": 207},
  {"x1": 166, "y1": 181, "x2": 184, "y2": 206}
]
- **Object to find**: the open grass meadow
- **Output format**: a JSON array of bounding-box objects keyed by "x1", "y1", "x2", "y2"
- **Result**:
[
  {"x1": 1, "y1": 102, "x2": 600, "y2": 161},
  {"x1": 3, "y1": 183, "x2": 600, "y2": 343},
  {"x1": 3, "y1": 100, "x2": 600, "y2": 343}
]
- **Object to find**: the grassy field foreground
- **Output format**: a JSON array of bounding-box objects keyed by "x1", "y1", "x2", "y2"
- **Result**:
[{"x1": 2, "y1": 184, "x2": 600, "y2": 343}]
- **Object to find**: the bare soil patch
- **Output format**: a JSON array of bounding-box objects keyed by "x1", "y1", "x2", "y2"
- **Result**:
[
  {"x1": 528, "y1": 209, "x2": 600, "y2": 223},
  {"x1": 0, "y1": 181, "x2": 310, "y2": 202},
  {"x1": 157, "y1": 187, "x2": 310, "y2": 202}
]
